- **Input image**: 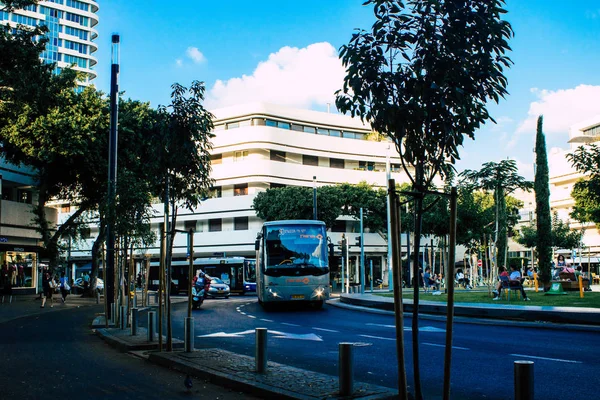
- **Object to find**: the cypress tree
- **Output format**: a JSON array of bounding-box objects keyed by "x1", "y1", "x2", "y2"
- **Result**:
[{"x1": 535, "y1": 116, "x2": 552, "y2": 285}]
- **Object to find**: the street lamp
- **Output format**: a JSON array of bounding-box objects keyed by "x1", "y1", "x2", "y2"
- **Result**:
[{"x1": 313, "y1": 176, "x2": 317, "y2": 220}]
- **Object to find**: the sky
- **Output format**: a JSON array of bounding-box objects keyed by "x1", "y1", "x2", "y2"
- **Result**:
[{"x1": 92, "y1": 0, "x2": 600, "y2": 179}]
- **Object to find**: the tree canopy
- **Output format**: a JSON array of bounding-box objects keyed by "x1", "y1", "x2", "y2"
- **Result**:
[{"x1": 567, "y1": 144, "x2": 600, "y2": 227}]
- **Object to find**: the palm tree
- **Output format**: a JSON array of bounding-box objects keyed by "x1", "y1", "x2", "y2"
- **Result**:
[{"x1": 460, "y1": 160, "x2": 533, "y2": 272}]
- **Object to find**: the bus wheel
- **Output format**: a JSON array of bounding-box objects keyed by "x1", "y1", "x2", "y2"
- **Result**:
[{"x1": 310, "y1": 300, "x2": 324, "y2": 309}]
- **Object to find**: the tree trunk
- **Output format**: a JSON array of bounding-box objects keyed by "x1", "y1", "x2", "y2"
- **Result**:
[
  {"x1": 411, "y1": 192, "x2": 424, "y2": 400},
  {"x1": 496, "y1": 187, "x2": 507, "y2": 271}
]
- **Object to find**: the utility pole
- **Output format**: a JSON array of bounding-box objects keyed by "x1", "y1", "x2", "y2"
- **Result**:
[
  {"x1": 313, "y1": 176, "x2": 317, "y2": 220},
  {"x1": 106, "y1": 34, "x2": 120, "y2": 321},
  {"x1": 360, "y1": 208, "x2": 365, "y2": 294}
]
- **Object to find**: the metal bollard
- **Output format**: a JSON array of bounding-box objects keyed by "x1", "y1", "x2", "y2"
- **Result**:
[
  {"x1": 184, "y1": 317, "x2": 194, "y2": 352},
  {"x1": 514, "y1": 360, "x2": 534, "y2": 400},
  {"x1": 255, "y1": 328, "x2": 268, "y2": 373},
  {"x1": 147, "y1": 311, "x2": 156, "y2": 342},
  {"x1": 130, "y1": 308, "x2": 138, "y2": 336},
  {"x1": 119, "y1": 305, "x2": 126, "y2": 330},
  {"x1": 339, "y1": 342, "x2": 354, "y2": 396},
  {"x1": 110, "y1": 303, "x2": 116, "y2": 325}
]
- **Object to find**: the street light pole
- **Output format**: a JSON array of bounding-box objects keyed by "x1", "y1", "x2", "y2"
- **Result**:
[
  {"x1": 106, "y1": 34, "x2": 120, "y2": 321},
  {"x1": 386, "y1": 148, "x2": 393, "y2": 291},
  {"x1": 313, "y1": 176, "x2": 317, "y2": 220}
]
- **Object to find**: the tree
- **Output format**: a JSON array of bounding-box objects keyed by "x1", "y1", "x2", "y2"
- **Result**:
[
  {"x1": 515, "y1": 212, "x2": 583, "y2": 254},
  {"x1": 335, "y1": 1, "x2": 513, "y2": 398},
  {"x1": 567, "y1": 144, "x2": 600, "y2": 227},
  {"x1": 534, "y1": 116, "x2": 552, "y2": 284},
  {"x1": 460, "y1": 160, "x2": 532, "y2": 272}
]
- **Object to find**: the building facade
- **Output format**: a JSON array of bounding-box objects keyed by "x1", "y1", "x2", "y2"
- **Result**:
[
  {"x1": 67, "y1": 103, "x2": 421, "y2": 286},
  {"x1": 1, "y1": 0, "x2": 99, "y2": 90}
]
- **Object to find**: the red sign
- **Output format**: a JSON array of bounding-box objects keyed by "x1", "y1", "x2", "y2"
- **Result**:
[{"x1": 477, "y1": 260, "x2": 483, "y2": 267}]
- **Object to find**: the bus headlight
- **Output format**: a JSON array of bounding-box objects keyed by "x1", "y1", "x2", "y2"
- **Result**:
[
  {"x1": 312, "y1": 286, "x2": 326, "y2": 299},
  {"x1": 267, "y1": 287, "x2": 281, "y2": 299}
]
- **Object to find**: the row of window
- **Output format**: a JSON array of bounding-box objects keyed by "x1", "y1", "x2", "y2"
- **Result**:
[
  {"x1": 11, "y1": 13, "x2": 39, "y2": 26},
  {"x1": 214, "y1": 117, "x2": 370, "y2": 141},
  {"x1": 0, "y1": 11, "x2": 8, "y2": 21},
  {"x1": 208, "y1": 216, "x2": 249, "y2": 232},
  {"x1": 63, "y1": 53, "x2": 88, "y2": 68},
  {"x1": 64, "y1": 25, "x2": 88, "y2": 40},
  {"x1": 40, "y1": 5, "x2": 62, "y2": 18},
  {"x1": 63, "y1": 38, "x2": 88, "y2": 54},
  {"x1": 66, "y1": 0, "x2": 90, "y2": 12},
  {"x1": 583, "y1": 124, "x2": 600, "y2": 137},
  {"x1": 65, "y1": 11, "x2": 88, "y2": 27}
]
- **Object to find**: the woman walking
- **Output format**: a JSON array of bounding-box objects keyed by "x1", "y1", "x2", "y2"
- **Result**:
[
  {"x1": 41, "y1": 271, "x2": 54, "y2": 308},
  {"x1": 59, "y1": 272, "x2": 70, "y2": 303}
]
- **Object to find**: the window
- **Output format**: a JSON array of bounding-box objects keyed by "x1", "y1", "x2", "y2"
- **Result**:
[
  {"x1": 270, "y1": 150, "x2": 286, "y2": 162},
  {"x1": 330, "y1": 158, "x2": 345, "y2": 169},
  {"x1": 210, "y1": 154, "x2": 222, "y2": 165},
  {"x1": 226, "y1": 122, "x2": 239, "y2": 129},
  {"x1": 266, "y1": 119, "x2": 278, "y2": 127},
  {"x1": 209, "y1": 186, "x2": 222, "y2": 198},
  {"x1": 303, "y1": 155, "x2": 318, "y2": 166},
  {"x1": 234, "y1": 216, "x2": 249, "y2": 231},
  {"x1": 291, "y1": 124, "x2": 303, "y2": 132},
  {"x1": 209, "y1": 219, "x2": 222, "y2": 232},
  {"x1": 359, "y1": 161, "x2": 375, "y2": 171},
  {"x1": 252, "y1": 118, "x2": 266, "y2": 126},
  {"x1": 234, "y1": 183, "x2": 248, "y2": 196},
  {"x1": 331, "y1": 221, "x2": 346, "y2": 233},
  {"x1": 184, "y1": 220, "x2": 197, "y2": 232},
  {"x1": 277, "y1": 121, "x2": 290, "y2": 130},
  {"x1": 17, "y1": 190, "x2": 32, "y2": 204},
  {"x1": 60, "y1": 204, "x2": 71, "y2": 213},
  {"x1": 234, "y1": 150, "x2": 248, "y2": 162},
  {"x1": 270, "y1": 183, "x2": 286, "y2": 189},
  {"x1": 317, "y1": 128, "x2": 329, "y2": 136},
  {"x1": 391, "y1": 163, "x2": 401, "y2": 172},
  {"x1": 303, "y1": 126, "x2": 316, "y2": 134},
  {"x1": 329, "y1": 130, "x2": 341, "y2": 137},
  {"x1": 342, "y1": 131, "x2": 356, "y2": 139}
]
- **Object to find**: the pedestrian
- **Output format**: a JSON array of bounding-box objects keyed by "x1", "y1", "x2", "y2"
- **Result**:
[
  {"x1": 41, "y1": 272, "x2": 54, "y2": 308},
  {"x1": 59, "y1": 272, "x2": 70, "y2": 303}
]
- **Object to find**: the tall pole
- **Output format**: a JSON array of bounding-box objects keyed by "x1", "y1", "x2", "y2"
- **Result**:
[
  {"x1": 386, "y1": 147, "x2": 393, "y2": 291},
  {"x1": 187, "y1": 229, "x2": 194, "y2": 318},
  {"x1": 443, "y1": 187, "x2": 458, "y2": 400},
  {"x1": 106, "y1": 34, "x2": 120, "y2": 321},
  {"x1": 313, "y1": 176, "x2": 317, "y2": 220},
  {"x1": 360, "y1": 208, "x2": 365, "y2": 294}
]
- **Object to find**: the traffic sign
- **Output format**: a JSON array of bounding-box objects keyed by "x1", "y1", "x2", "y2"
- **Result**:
[{"x1": 477, "y1": 260, "x2": 482, "y2": 267}]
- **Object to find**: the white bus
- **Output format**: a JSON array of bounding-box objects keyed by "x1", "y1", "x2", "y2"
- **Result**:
[{"x1": 255, "y1": 220, "x2": 330, "y2": 308}]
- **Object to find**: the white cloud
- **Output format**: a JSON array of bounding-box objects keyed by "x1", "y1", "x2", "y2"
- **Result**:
[
  {"x1": 186, "y1": 47, "x2": 206, "y2": 64},
  {"x1": 175, "y1": 59, "x2": 183, "y2": 67},
  {"x1": 515, "y1": 159, "x2": 534, "y2": 181},
  {"x1": 516, "y1": 85, "x2": 600, "y2": 135},
  {"x1": 206, "y1": 42, "x2": 345, "y2": 109}
]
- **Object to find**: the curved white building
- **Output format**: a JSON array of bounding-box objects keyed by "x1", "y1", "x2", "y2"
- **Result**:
[
  {"x1": 1, "y1": 0, "x2": 99, "y2": 90},
  {"x1": 68, "y1": 103, "x2": 414, "y2": 285}
]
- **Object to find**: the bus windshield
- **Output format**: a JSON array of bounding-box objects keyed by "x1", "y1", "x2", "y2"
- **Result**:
[
  {"x1": 244, "y1": 260, "x2": 256, "y2": 283},
  {"x1": 264, "y1": 223, "x2": 329, "y2": 277}
]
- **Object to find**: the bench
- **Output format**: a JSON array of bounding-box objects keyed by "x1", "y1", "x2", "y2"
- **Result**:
[{"x1": 553, "y1": 272, "x2": 590, "y2": 291}]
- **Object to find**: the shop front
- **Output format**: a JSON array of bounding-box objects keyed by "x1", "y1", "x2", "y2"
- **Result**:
[{"x1": 0, "y1": 243, "x2": 42, "y2": 295}]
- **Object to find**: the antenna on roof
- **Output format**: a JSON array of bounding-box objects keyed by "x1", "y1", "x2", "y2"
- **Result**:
[{"x1": 327, "y1": 103, "x2": 331, "y2": 113}]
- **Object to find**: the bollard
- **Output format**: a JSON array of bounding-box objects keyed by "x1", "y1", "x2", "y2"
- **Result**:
[
  {"x1": 339, "y1": 342, "x2": 354, "y2": 396},
  {"x1": 147, "y1": 311, "x2": 156, "y2": 342},
  {"x1": 514, "y1": 360, "x2": 534, "y2": 400},
  {"x1": 119, "y1": 305, "x2": 127, "y2": 330},
  {"x1": 96, "y1": 289, "x2": 100, "y2": 304},
  {"x1": 579, "y1": 275, "x2": 584, "y2": 298},
  {"x1": 130, "y1": 308, "x2": 138, "y2": 336},
  {"x1": 255, "y1": 328, "x2": 268, "y2": 373},
  {"x1": 184, "y1": 317, "x2": 194, "y2": 352},
  {"x1": 110, "y1": 303, "x2": 116, "y2": 325}
]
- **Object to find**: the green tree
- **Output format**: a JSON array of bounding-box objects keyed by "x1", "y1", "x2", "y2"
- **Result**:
[
  {"x1": 567, "y1": 144, "x2": 600, "y2": 227},
  {"x1": 335, "y1": 1, "x2": 513, "y2": 397},
  {"x1": 515, "y1": 212, "x2": 583, "y2": 254},
  {"x1": 460, "y1": 160, "x2": 532, "y2": 272},
  {"x1": 534, "y1": 116, "x2": 552, "y2": 284}
]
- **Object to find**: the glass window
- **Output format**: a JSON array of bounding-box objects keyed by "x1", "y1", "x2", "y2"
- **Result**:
[
  {"x1": 234, "y1": 216, "x2": 249, "y2": 231},
  {"x1": 342, "y1": 131, "x2": 356, "y2": 139},
  {"x1": 329, "y1": 130, "x2": 341, "y2": 137},
  {"x1": 2, "y1": 251, "x2": 37, "y2": 289},
  {"x1": 391, "y1": 163, "x2": 401, "y2": 172},
  {"x1": 234, "y1": 183, "x2": 248, "y2": 196},
  {"x1": 209, "y1": 219, "x2": 222, "y2": 232},
  {"x1": 359, "y1": 161, "x2": 375, "y2": 171},
  {"x1": 303, "y1": 126, "x2": 316, "y2": 134},
  {"x1": 252, "y1": 118, "x2": 266, "y2": 126},
  {"x1": 302, "y1": 155, "x2": 318, "y2": 166},
  {"x1": 330, "y1": 158, "x2": 345, "y2": 169},
  {"x1": 226, "y1": 122, "x2": 239, "y2": 129},
  {"x1": 331, "y1": 220, "x2": 346, "y2": 233},
  {"x1": 277, "y1": 121, "x2": 291, "y2": 130},
  {"x1": 270, "y1": 150, "x2": 286, "y2": 162},
  {"x1": 317, "y1": 128, "x2": 329, "y2": 136},
  {"x1": 209, "y1": 186, "x2": 222, "y2": 198},
  {"x1": 270, "y1": 183, "x2": 286, "y2": 189},
  {"x1": 265, "y1": 119, "x2": 277, "y2": 127},
  {"x1": 210, "y1": 154, "x2": 222, "y2": 165},
  {"x1": 354, "y1": 133, "x2": 366, "y2": 140},
  {"x1": 184, "y1": 220, "x2": 197, "y2": 232},
  {"x1": 239, "y1": 120, "x2": 251, "y2": 127},
  {"x1": 291, "y1": 124, "x2": 303, "y2": 132},
  {"x1": 234, "y1": 150, "x2": 248, "y2": 162},
  {"x1": 17, "y1": 190, "x2": 32, "y2": 204},
  {"x1": 213, "y1": 124, "x2": 225, "y2": 131}
]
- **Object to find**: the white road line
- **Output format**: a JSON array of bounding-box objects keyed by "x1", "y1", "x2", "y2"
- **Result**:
[
  {"x1": 247, "y1": 315, "x2": 256, "y2": 319},
  {"x1": 360, "y1": 334, "x2": 395, "y2": 341},
  {"x1": 239, "y1": 312, "x2": 246, "y2": 315},
  {"x1": 423, "y1": 342, "x2": 469, "y2": 350},
  {"x1": 281, "y1": 322, "x2": 300, "y2": 327},
  {"x1": 366, "y1": 323, "x2": 395, "y2": 328},
  {"x1": 312, "y1": 327, "x2": 339, "y2": 333},
  {"x1": 260, "y1": 319, "x2": 273, "y2": 322},
  {"x1": 510, "y1": 354, "x2": 582, "y2": 364}
]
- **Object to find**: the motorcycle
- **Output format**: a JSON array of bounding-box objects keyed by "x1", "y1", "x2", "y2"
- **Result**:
[{"x1": 192, "y1": 279, "x2": 205, "y2": 309}]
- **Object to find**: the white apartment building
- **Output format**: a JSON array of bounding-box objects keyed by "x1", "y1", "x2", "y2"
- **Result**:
[
  {"x1": 68, "y1": 103, "x2": 416, "y2": 285},
  {"x1": 1, "y1": 0, "x2": 99, "y2": 90}
]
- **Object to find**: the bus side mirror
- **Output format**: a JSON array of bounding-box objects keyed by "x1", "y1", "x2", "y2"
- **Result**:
[{"x1": 255, "y1": 239, "x2": 260, "y2": 251}]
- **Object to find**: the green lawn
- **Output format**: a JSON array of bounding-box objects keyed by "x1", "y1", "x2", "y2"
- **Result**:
[{"x1": 375, "y1": 289, "x2": 600, "y2": 308}]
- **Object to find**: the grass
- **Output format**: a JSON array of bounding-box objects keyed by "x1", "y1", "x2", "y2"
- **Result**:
[{"x1": 375, "y1": 288, "x2": 600, "y2": 308}]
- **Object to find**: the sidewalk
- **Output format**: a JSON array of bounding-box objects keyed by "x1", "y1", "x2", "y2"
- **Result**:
[{"x1": 0, "y1": 293, "x2": 101, "y2": 324}]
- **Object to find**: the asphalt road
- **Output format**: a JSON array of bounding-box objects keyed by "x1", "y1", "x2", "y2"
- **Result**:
[
  {"x1": 158, "y1": 296, "x2": 600, "y2": 400},
  {"x1": 0, "y1": 304, "x2": 256, "y2": 400}
]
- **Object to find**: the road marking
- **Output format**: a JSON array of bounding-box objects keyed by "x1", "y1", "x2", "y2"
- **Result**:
[
  {"x1": 199, "y1": 329, "x2": 256, "y2": 338},
  {"x1": 281, "y1": 322, "x2": 300, "y2": 327},
  {"x1": 260, "y1": 318, "x2": 273, "y2": 322},
  {"x1": 366, "y1": 323, "x2": 445, "y2": 333},
  {"x1": 198, "y1": 329, "x2": 322, "y2": 341},
  {"x1": 510, "y1": 354, "x2": 582, "y2": 364},
  {"x1": 359, "y1": 334, "x2": 395, "y2": 341},
  {"x1": 367, "y1": 323, "x2": 395, "y2": 328},
  {"x1": 312, "y1": 327, "x2": 339, "y2": 333},
  {"x1": 247, "y1": 315, "x2": 256, "y2": 319},
  {"x1": 423, "y1": 342, "x2": 469, "y2": 350}
]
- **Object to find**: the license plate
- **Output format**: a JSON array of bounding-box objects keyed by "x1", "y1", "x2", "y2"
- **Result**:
[
  {"x1": 291, "y1": 294, "x2": 305, "y2": 300},
  {"x1": 218, "y1": 290, "x2": 223, "y2": 293}
]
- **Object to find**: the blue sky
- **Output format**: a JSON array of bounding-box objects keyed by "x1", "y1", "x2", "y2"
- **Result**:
[{"x1": 93, "y1": 0, "x2": 600, "y2": 178}]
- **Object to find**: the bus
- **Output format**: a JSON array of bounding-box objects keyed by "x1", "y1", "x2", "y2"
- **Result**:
[
  {"x1": 255, "y1": 220, "x2": 330, "y2": 308},
  {"x1": 148, "y1": 257, "x2": 256, "y2": 295}
]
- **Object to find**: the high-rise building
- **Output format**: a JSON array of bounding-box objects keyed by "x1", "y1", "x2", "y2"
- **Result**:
[{"x1": 0, "y1": 0, "x2": 99, "y2": 90}]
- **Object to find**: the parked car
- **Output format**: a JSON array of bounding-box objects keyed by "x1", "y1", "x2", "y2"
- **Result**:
[
  {"x1": 205, "y1": 276, "x2": 230, "y2": 298},
  {"x1": 72, "y1": 277, "x2": 104, "y2": 294}
]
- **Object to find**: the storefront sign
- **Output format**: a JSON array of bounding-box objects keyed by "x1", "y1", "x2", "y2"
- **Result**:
[
  {"x1": 0, "y1": 237, "x2": 8, "y2": 243},
  {"x1": 13, "y1": 247, "x2": 24, "y2": 252}
]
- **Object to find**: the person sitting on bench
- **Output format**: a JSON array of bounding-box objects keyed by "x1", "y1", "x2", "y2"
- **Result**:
[
  {"x1": 423, "y1": 267, "x2": 440, "y2": 292},
  {"x1": 508, "y1": 265, "x2": 530, "y2": 301}
]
